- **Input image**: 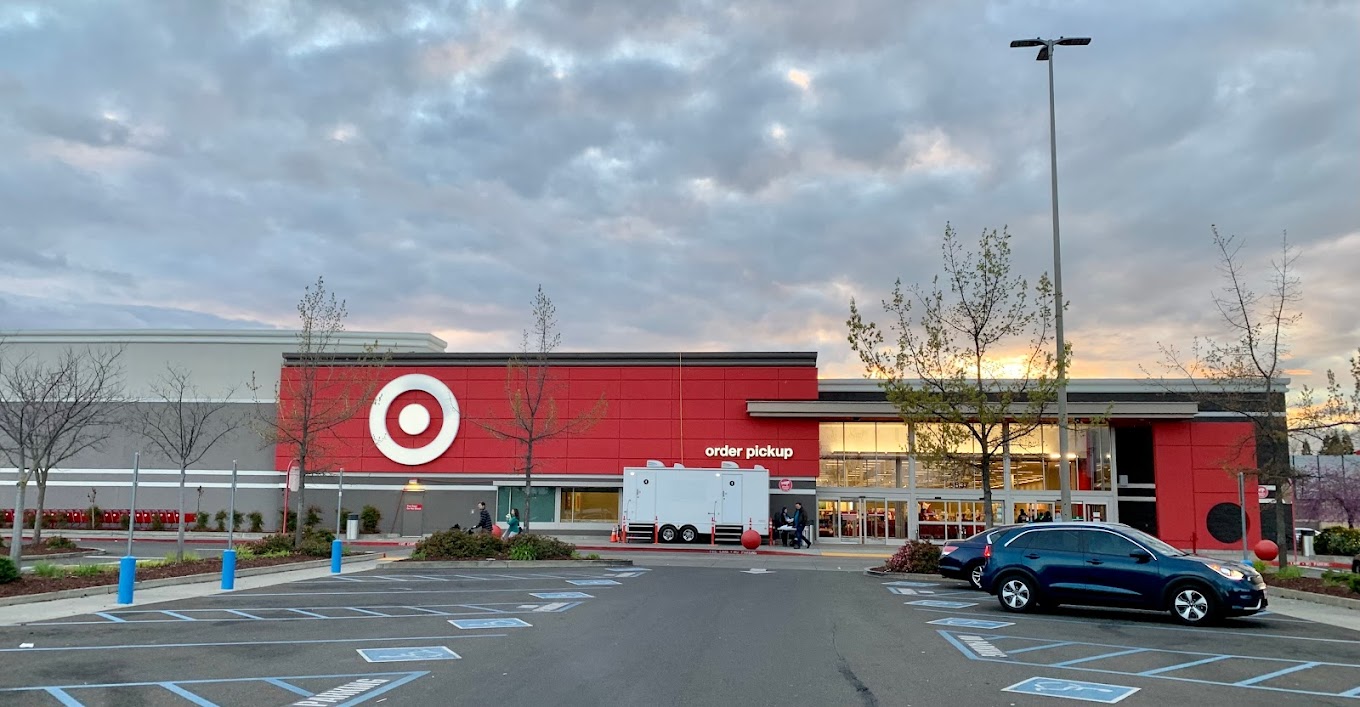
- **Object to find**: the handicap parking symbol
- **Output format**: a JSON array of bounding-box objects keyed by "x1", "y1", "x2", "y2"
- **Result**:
[
  {"x1": 449, "y1": 618, "x2": 532, "y2": 629},
  {"x1": 905, "y1": 599, "x2": 977, "y2": 609},
  {"x1": 928, "y1": 617, "x2": 1014, "y2": 630},
  {"x1": 566, "y1": 579, "x2": 621, "y2": 586},
  {"x1": 357, "y1": 646, "x2": 461, "y2": 663},
  {"x1": 1003, "y1": 677, "x2": 1140, "y2": 704}
]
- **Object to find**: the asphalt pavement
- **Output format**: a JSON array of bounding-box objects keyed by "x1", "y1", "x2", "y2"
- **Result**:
[{"x1": 2, "y1": 558, "x2": 1360, "y2": 705}]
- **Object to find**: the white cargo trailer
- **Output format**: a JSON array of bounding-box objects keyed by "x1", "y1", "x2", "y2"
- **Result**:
[{"x1": 620, "y1": 460, "x2": 771, "y2": 544}]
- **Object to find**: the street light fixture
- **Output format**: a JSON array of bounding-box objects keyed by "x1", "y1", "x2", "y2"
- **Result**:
[{"x1": 1011, "y1": 36, "x2": 1090, "y2": 522}]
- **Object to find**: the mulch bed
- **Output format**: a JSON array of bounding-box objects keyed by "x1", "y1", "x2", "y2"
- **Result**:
[
  {"x1": 1264, "y1": 573, "x2": 1360, "y2": 600},
  {"x1": 0, "y1": 555, "x2": 324, "y2": 599},
  {"x1": 3, "y1": 543, "x2": 98, "y2": 557}
]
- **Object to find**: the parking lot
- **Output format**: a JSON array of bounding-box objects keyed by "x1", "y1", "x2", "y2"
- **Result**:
[{"x1": 2, "y1": 560, "x2": 1360, "y2": 705}]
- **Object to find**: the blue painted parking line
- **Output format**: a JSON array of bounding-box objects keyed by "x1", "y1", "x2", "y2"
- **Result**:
[
  {"x1": 1003, "y1": 677, "x2": 1140, "y2": 704},
  {"x1": 566, "y1": 579, "x2": 620, "y2": 586},
  {"x1": 449, "y1": 618, "x2": 532, "y2": 629},
  {"x1": 93, "y1": 612, "x2": 126, "y2": 623},
  {"x1": 927, "y1": 618, "x2": 1015, "y2": 630},
  {"x1": 0, "y1": 671, "x2": 429, "y2": 706},
  {"x1": 44, "y1": 687, "x2": 81, "y2": 707},
  {"x1": 531, "y1": 591, "x2": 593, "y2": 599},
  {"x1": 159, "y1": 611, "x2": 197, "y2": 621},
  {"x1": 939, "y1": 629, "x2": 1360, "y2": 700},
  {"x1": 289, "y1": 608, "x2": 329, "y2": 618},
  {"x1": 905, "y1": 600, "x2": 977, "y2": 609},
  {"x1": 161, "y1": 681, "x2": 217, "y2": 706},
  {"x1": 887, "y1": 587, "x2": 935, "y2": 595},
  {"x1": 357, "y1": 646, "x2": 461, "y2": 663},
  {"x1": 882, "y1": 581, "x2": 939, "y2": 587},
  {"x1": 266, "y1": 678, "x2": 315, "y2": 696}
]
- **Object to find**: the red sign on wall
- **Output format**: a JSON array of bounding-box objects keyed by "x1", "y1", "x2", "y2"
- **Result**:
[
  {"x1": 405, "y1": 503, "x2": 423, "y2": 511},
  {"x1": 778, "y1": 478, "x2": 793, "y2": 492}
]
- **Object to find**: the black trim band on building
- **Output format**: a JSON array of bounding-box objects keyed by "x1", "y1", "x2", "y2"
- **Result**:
[{"x1": 283, "y1": 351, "x2": 820, "y2": 368}]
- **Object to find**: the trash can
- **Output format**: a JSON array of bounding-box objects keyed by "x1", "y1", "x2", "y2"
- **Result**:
[
  {"x1": 1298, "y1": 528, "x2": 1316, "y2": 558},
  {"x1": 346, "y1": 512, "x2": 360, "y2": 541}
]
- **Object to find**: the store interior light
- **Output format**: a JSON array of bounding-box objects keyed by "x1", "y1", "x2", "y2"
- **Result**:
[{"x1": 404, "y1": 478, "x2": 424, "y2": 492}]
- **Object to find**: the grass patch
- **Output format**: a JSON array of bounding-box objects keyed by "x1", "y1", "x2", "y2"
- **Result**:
[
  {"x1": 32, "y1": 562, "x2": 63, "y2": 578},
  {"x1": 71, "y1": 564, "x2": 104, "y2": 577}
]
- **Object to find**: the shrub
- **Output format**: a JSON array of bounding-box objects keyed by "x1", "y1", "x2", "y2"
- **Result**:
[
  {"x1": 885, "y1": 540, "x2": 942, "y2": 574},
  {"x1": 47, "y1": 536, "x2": 77, "y2": 551},
  {"x1": 298, "y1": 537, "x2": 332, "y2": 557},
  {"x1": 1316, "y1": 527, "x2": 1360, "y2": 556},
  {"x1": 248, "y1": 511, "x2": 264, "y2": 533},
  {"x1": 282, "y1": 510, "x2": 298, "y2": 532},
  {"x1": 193, "y1": 513, "x2": 210, "y2": 532},
  {"x1": 88, "y1": 505, "x2": 102, "y2": 529},
  {"x1": 166, "y1": 551, "x2": 200, "y2": 563},
  {"x1": 1252, "y1": 559, "x2": 1268, "y2": 574},
  {"x1": 1348, "y1": 574, "x2": 1360, "y2": 595},
  {"x1": 214, "y1": 510, "x2": 228, "y2": 532},
  {"x1": 412, "y1": 530, "x2": 506, "y2": 560},
  {"x1": 506, "y1": 534, "x2": 576, "y2": 561},
  {"x1": 150, "y1": 515, "x2": 165, "y2": 532},
  {"x1": 304, "y1": 505, "x2": 322, "y2": 529},
  {"x1": 119, "y1": 516, "x2": 131, "y2": 530},
  {"x1": 0, "y1": 557, "x2": 19, "y2": 584},
  {"x1": 306, "y1": 528, "x2": 336, "y2": 544},
  {"x1": 235, "y1": 546, "x2": 256, "y2": 560},
  {"x1": 33, "y1": 562, "x2": 62, "y2": 578},
  {"x1": 248, "y1": 533, "x2": 296, "y2": 555},
  {"x1": 72, "y1": 564, "x2": 103, "y2": 577},
  {"x1": 1323, "y1": 570, "x2": 1350, "y2": 586},
  {"x1": 509, "y1": 544, "x2": 536, "y2": 561},
  {"x1": 360, "y1": 505, "x2": 381, "y2": 534}
]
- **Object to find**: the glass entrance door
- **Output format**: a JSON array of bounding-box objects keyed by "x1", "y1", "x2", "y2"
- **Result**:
[{"x1": 817, "y1": 497, "x2": 889, "y2": 543}]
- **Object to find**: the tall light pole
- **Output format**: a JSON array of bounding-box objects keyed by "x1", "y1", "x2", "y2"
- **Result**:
[{"x1": 1010, "y1": 36, "x2": 1090, "y2": 522}]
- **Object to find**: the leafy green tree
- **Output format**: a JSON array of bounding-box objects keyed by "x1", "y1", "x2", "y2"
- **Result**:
[{"x1": 847, "y1": 224, "x2": 1060, "y2": 527}]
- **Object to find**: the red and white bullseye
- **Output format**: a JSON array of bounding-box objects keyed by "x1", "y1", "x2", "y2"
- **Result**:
[{"x1": 369, "y1": 374, "x2": 460, "y2": 466}]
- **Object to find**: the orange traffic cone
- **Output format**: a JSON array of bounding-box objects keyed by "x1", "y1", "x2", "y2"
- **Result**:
[{"x1": 610, "y1": 526, "x2": 619, "y2": 543}]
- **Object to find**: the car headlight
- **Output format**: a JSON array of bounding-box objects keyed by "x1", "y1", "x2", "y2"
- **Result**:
[{"x1": 1206, "y1": 563, "x2": 1245, "y2": 581}]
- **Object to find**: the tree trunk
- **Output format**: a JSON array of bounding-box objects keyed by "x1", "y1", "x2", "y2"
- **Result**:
[
  {"x1": 1274, "y1": 484, "x2": 1290, "y2": 568},
  {"x1": 523, "y1": 445, "x2": 534, "y2": 533},
  {"x1": 9, "y1": 483, "x2": 27, "y2": 564},
  {"x1": 981, "y1": 452, "x2": 994, "y2": 527},
  {"x1": 33, "y1": 481, "x2": 47, "y2": 545},
  {"x1": 293, "y1": 478, "x2": 307, "y2": 546},
  {"x1": 176, "y1": 467, "x2": 187, "y2": 561}
]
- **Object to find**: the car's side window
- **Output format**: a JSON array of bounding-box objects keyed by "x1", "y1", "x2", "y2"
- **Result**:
[
  {"x1": 1086, "y1": 531, "x2": 1141, "y2": 557},
  {"x1": 1024, "y1": 530, "x2": 1080, "y2": 553}
]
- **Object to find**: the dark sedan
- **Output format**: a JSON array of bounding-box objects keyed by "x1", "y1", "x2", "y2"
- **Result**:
[{"x1": 939, "y1": 524, "x2": 1017, "y2": 590}]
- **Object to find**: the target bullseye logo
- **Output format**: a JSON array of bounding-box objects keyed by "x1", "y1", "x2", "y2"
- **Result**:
[{"x1": 369, "y1": 374, "x2": 460, "y2": 466}]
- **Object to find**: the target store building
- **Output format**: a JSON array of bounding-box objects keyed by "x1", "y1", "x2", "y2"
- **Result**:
[{"x1": 0, "y1": 331, "x2": 1284, "y2": 551}]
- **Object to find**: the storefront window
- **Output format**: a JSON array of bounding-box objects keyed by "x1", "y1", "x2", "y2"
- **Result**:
[
  {"x1": 1009, "y1": 424, "x2": 1107, "y2": 492},
  {"x1": 819, "y1": 458, "x2": 846, "y2": 487},
  {"x1": 916, "y1": 501, "x2": 1003, "y2": 540},
  {"x1": 497, "y1": 486, "x2": 556, "y2": 524},
  {"x1": 560, "y1": 488, "x2": 620, "y2": 523}
]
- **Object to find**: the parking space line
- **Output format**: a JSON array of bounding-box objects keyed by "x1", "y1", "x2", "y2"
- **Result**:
[
  {"x1": 288, "y1": 609, "x2": 328, "y2": 619},
  {"x1": 349, "y1": 608, "x2": 390, "y2": 617},
  {"x1": 1053, "y1": 648, "x2": 1148, "y2": 667},
  {"x1": 160, "y1": 611, "x2": 197, "y2": 621},
  {"x1": 43, "y1": 687, "x2": 81, "y2": 707},
  {"x1": 1233, "y1": 661, "x2": 1320, "y2": 687},
  {"x1": 93, "y1": 612, "x2": 126, "y2": 623},
  {"x1": 1006, "y1": 641, "x2": 1077, "y2": 655},
  {"x1": 159, "y1": 682, "x2": 216, "y2": 706},
  {"x1": 0, "y1": 633, "x2": 506, "y2": 653},
  {"x1": 266, "y1": 678, "x2": 314, "y2": 696},
  {"x1": 406, "y1": 607, "x2": 453, "y2": 616},
  {"x1": 225, "y1": 610, "x2": 262, "y2": 619},
  {"x1": 1341, "y1": 685, "x2": 1360, "y2": 698},
  {"x1": 1138, "y1": 655, "x2": 1232, "y2": 676}
]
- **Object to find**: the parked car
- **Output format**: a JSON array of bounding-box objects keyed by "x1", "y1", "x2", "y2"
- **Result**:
[
  {"x1": 939, "y1": 524, "x2": 1017, "y2": 590},
  {"x1": 979, "y1": 521, "x2": 1267, "y2": 625}
]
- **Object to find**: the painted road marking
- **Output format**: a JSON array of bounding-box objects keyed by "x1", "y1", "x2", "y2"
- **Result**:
[
  {"x1": 449, "y1": 618, "x2": 532, "y2": 629},
  {"x1": 742, "y1": 569, "x2": 775, "y2": 574},
  {"x1": 357, "y1": 646, "x2": 461, "y2": 663},
  {"x1": 882, "y1": 580, "x2": 938, "y2": 587},
  {"x1": 928, "y1": 618, "x2": 1015, "y2": 630},
  {"x1": 531, "y1": 592, "x2": 593, "y2": 599},
  {"x1": 888, "y1": 587, "x2": 935, "y2": 595},
  {"x1": 0, "y1": 671, "x2": 428, "y2": 707},
  {"x1": 0, "y1": 634, "x2": 506, "y2": 654},
  {"x1": 36, "y1": 600, "x2": 584, "y2": 625},
  {"x1": 958, "y1": 634, "x2": 1008, "y2": 658},
  {"x1": 567, "y1": 579, "x2": 621, "y2": 586},
  {"x1": 938, "y1": 629, "x2": 1360, "y2": 700},
  {"x1": 1002, "y1": 677, "x2": 1140, "y2": 704},
  {"x1": 905, "y1": 600, "x2": 977, "y2": 609},
  {"x1": 609, "y1": 571, "x2": 645, "y2": 577},
  {"x1": 606, "y1": 567, "x2": 650, "y2": 572}
]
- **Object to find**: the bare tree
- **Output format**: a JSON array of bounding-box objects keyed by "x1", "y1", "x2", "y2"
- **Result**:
[
  {"x1": 1294, "y1": 455, "x2": 1360, "y2": 528},
  {"x1": 847, "y1": 224, "x2": 1061, "y2": 527},
  {"x1": 251, "y1": 276, "x2": 387, "y2": 545},
  {"x1": 0, "y1": 346, "x2": 125, "y2": 563},
  {"x1": 134, "y1": 364, "x2": 241, "y2": 560},
  {"x1": 1154, "y1": 228, "x2": 1360, "y2": 567},
  {"x1": 475, "y1": 286, "x2": 607, "y2": 531}
]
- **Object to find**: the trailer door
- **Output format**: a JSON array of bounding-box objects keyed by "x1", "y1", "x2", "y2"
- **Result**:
[{"x1": 720, "y1": 473, "x2": 743, "y2": 524}]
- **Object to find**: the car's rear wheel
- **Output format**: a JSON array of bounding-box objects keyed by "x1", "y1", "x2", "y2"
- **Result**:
[
  {"x1": 1170, "y1": 585, "x2": 1218, "y2": 625},
  {"x1": 968, "y1": 562, "x2": 985, "y2": 591},
  {"x1": 997, "y1": 575, "x2": 1037, "y2": 613}
]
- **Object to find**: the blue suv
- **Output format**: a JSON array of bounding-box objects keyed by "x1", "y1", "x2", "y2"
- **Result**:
[{"x1": 979, "y1": 522, "x2": 1267, "y2": 625}]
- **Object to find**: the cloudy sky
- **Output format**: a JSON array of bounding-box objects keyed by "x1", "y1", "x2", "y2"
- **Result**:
[{"x1": 0, "y1": 0, "x2": 1356, "y2": 391}]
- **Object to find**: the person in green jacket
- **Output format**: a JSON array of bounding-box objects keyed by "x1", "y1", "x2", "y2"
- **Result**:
[{"x1": 504, "y1": 508, "x2": 522, "y2": 539}]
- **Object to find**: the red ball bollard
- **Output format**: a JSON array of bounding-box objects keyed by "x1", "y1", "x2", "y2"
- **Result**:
[
  {"x1": 491, "y1": 524, "x2": 503, "y2": 538},
  {"x1": 740, "y1": 529, "x2": 761, "y2": 550},
  {"x1": 1254, "y1": 539, "x2": 1279, "y2": 562}
]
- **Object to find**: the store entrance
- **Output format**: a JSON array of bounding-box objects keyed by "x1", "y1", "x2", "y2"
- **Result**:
[{"x1": 817, "y1": 497, "x2": 892, "y2": 543}]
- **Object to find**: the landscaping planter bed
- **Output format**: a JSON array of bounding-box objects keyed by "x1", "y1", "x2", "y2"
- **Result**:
[
  {"x1": 0, "y1": 555, "x2": 324, "y2": 600},
  {"x1": 1264, "y1": 573, "x2": 1360, "y2": 600}
]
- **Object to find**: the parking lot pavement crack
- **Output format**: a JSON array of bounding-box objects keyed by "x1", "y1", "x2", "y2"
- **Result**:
[{"x1": 830, "y1": 622, "x2": 879, "y2": 707}]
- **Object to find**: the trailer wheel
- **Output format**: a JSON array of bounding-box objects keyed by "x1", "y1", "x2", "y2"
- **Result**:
[
  {"x1": 658, "y1": 525, "x2": 678, "y2": 543},
  {"x1": 680, "y1": 526, "x2": 698, "y2": 543}
]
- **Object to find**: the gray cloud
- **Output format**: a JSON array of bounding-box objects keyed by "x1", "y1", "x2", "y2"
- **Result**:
[{"x1": 0, "y1": 0, "x2": 1355, "y2": 396}]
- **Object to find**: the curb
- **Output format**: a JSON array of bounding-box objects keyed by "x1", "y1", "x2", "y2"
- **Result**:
[
  {"x1": 1268, "y1": 585, "x2": 1360, "y2": 612},
  {"x1": 390, "y1": 559, "x2": 634, "y2": 568},
  {"x1": 0, "y1": 554, "x2": 378, "y2": 607},
  {"x1": 574, "y1": 544, "x2": 810, "y2": 556},
  {"x1": 17, "y1": 549, "x2": 108, "y2": 562}
]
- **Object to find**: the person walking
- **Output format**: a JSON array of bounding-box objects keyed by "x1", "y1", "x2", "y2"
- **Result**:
[
  {"x1": 504, "y1": 508, "x2": 522, "y2": 540},
  {"x1": 792, "y1": 502, "x2": 811, "y2": 549},
  {"x1": 473, "y1": 501, "x2": 493, "y2": 534}
]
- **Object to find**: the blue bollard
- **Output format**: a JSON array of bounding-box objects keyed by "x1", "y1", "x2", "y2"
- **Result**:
[
  {"x1": 221, "y1": 549, "x2": 237, "y2": 590},
  {"x1": 117, "y1": 556, "x2": 136, "y2": 604},
  {"x1": 331, "y1": 539, "x2": 342, "y2": 574}
]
